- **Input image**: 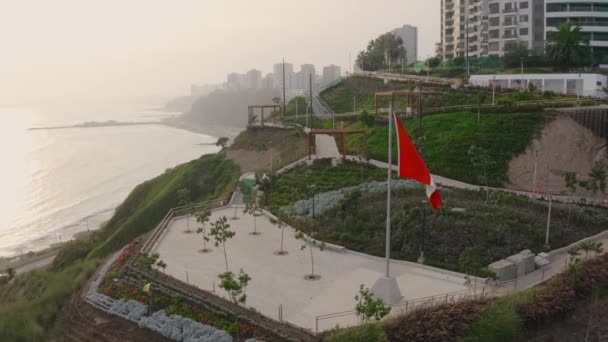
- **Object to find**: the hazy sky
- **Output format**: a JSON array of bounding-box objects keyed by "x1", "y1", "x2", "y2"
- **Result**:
[{"x1": 0, "y1": 0, "x2": 439, "y2": 100}]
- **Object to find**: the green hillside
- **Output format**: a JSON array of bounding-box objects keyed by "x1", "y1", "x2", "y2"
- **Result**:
[
  {"x1": 320, "y1": 76, "x2": 493, "y2": 114},
  {"x1": 342, "y1": 111, "x2": 544, "y2": 187},
  {"x1": 0, "y1": 153, "x2": 239, "y2": 340}
]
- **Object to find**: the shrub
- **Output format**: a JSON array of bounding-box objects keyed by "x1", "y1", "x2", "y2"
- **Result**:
[
  {"x1": 324, "y1": 323, "x2": 386, "y2": 342},
  {"x1": 517, "y1": 273, "x2": 577, "y2": 327},
  {"x1": 571, "y1": 253, "x2": 608, "y2": 297},
  {"x1": 384, "y1": 299, "x2": 487, "y2": 342}
]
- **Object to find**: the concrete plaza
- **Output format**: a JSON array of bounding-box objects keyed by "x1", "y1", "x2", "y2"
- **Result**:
[{"x1": 153, "y1": 206, "x2": 472, "y2": 332}]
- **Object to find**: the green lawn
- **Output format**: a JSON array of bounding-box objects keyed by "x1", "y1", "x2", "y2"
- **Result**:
[{"x1": 346, "y1": 111, "x2": 543, "y2": 187}]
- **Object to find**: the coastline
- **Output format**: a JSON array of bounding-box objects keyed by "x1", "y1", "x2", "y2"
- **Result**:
[
  {"x1": 0, "y1": 230, "x2": 94, "y2": 275},
  {"x1": 2, "y1": 119, "x2": 222, "y2": 262}
]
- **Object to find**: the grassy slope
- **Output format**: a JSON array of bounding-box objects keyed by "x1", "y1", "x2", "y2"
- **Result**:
[
  {"x1": 89, "y1": 153, "x2": 239, "y2": 258},
  {"x1": 0, "y1": 153, "x2": 240, "y2": 340},
  {"x1": 320, "y1": 76, "x2": 493, "y2": 114},
  {"x1": 357, "y1": 112, "x2": 544, "y2": 187},
  {"x1": 320, "y1": 76, "x2": 559, "y2": 187}
]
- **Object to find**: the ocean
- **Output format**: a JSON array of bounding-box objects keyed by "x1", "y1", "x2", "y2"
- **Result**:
[{"x1": 0, "y1": 97, "x2": 220, "y2": 258}]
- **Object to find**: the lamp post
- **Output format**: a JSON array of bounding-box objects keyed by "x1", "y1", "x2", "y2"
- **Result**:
[
  {"x1": 520, "y1": 57, "x2": 524, "y2": 90},
  {"x1": 492, "y1": 75, "x2": 496, "y2": 105},
  {"x1": 417, "y1": 201, "x2": 427, "y2": 264},
  {"x1": 310, "y1": 185, "x2": 317, "y2": 219}
]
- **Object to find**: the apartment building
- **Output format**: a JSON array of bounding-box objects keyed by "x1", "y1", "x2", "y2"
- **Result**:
[
  {"x1": 441, "y1": 0, "x2": 544, "y2": 59},
  {"x1": 545, "y1": 1, "x2": 608, "y2": 58}
]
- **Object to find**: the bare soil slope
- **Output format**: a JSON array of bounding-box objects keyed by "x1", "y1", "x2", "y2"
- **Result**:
[
  {"x1": 507, "y1": 116, "x2": 607, "y2": 197},
  {"x1": 225, "y1": 126, "x2": 307, "y2": 173}
]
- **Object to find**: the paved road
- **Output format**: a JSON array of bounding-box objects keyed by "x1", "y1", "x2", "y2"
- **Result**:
[{"x1": 311, "y1": 94, "x2": 333, "y2": 120}]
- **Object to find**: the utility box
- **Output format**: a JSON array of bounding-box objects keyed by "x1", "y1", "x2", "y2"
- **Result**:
[{"x1": 488, "y1": 259, "x2": 517, "y2": 281}]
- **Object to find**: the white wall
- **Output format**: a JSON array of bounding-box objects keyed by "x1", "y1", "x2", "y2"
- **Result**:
[{"x1": 469, "y1": 73, "x2": 608, "y2": 98}]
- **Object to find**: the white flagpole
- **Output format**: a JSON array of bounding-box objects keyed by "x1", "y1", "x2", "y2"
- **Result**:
[{"x1": 385, "y1": 105, "x2": 393, "y2": 278}]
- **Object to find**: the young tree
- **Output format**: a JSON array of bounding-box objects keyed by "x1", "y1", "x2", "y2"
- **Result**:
[
  {"x1": 156, "y1": 260, "x2": 167, "y2": 273},
  {"x1": 255, "y1": 170, "x2": 275, "y2": 206},
  {"x1": 565, "y1": 172, "x2": 578, "y2": 193},
  {"x1": 270, "y1": 215, "x2": 288, "y2": 255},
  {"x1": 177, "y1": 188, "x2": 194, "y2": 233},
  {"x1": 568, "y1": 245, "x2": 582, "y2": 266},
  {"x1": 458, "y1": 248, "x2": 483, "y2": 289},
  {"x1": 209, "y1": 216, "x2": 235, "y2": 272},
  {"x1": 141, "y1": 253, "x2": 160, "y2": 271},
  {"x1": 588, "y1": 163, "x2": 606, "y2": 194},
  {"x1": 354, "y1": 284, "x2": 391, "y2": 323},
  {"x1": 216, "y1": 137, "x2": 229, "y2": 148},
  {"x1": 243, "y1": 191, "x2": 263, "y2": 236},
  {"x1": 195, "y1": 209, "x2": 212, "y2": 253},
  {"x1": 218, "y1": 269, "x2": 251, "y2": 305},
  {"x1": 293, "y1": 217, "x2": 323, "y2": 280}
]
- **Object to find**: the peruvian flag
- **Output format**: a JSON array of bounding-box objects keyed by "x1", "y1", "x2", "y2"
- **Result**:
[{"x1": 393, "y1": 113, "x2": 443, "y2": 211}]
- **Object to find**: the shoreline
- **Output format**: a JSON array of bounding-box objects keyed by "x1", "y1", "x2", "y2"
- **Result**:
[{"x1": 0, "y1": 230, "x2": 95, "y2": 275}]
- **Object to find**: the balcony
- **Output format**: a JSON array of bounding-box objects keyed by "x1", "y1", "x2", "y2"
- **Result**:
[{"x1": 503, "y1": 8, "x2": 517, "y2": 14}]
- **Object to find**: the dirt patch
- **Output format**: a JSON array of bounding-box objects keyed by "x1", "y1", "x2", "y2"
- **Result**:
[
  {"x1": 507, "y1": 116, "x2": 607, "y2": 198},
  {"x1": 225, "y1": 127, "x2": 307, "y2": 173}
]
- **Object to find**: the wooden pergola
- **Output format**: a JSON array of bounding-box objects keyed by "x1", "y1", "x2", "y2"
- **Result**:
[
  {"x1": 308, "y1": 129, "x2": 367, "y2": 160},
  {"x1": 248, "y1": 105, "x2": 282, "y2": 127},
  {"x1": 374, "y1": 90, "x2": 441, "y2": 117}
]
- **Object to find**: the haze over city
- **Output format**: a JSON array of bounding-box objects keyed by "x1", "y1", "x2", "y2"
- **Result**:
[{"x1": 0, "y1": 0, "x2": 439, "y2": 101}]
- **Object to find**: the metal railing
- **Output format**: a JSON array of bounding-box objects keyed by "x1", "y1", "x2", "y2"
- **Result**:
[
  {"x1": 313, "y1": 286, "x2": 491, "y2": 333},
  {"x1": 140, "y1": 198, "x2": 228, "y2": 255}
]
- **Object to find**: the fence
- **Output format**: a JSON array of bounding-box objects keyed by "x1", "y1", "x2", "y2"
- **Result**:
[
  {"x1": 494, "y1": 265, "x2": 554, "y2": 294},
  {"x1": 313, "y1": 286, "x2": 492, "y2": 333},
  {"x1": 140, "y1": 198, "x2": 228, "y2": 255}
]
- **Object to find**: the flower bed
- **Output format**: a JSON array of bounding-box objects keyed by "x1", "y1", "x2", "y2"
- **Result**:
[{"x1": 92, "y1": 239, "x2": 263, "y2": 341}]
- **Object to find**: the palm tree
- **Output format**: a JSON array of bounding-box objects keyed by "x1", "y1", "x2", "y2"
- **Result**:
[{"x1": 546, "y1": 21, "x2": 590, "y2": 67}]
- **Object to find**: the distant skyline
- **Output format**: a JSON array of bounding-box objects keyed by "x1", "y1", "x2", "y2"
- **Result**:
[{"x1": 0, "y1": 0, "x2": 439, "y2": 100}]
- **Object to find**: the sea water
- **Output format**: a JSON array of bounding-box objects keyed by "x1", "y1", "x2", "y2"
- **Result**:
[{"x1": 0, "y1": 97, "x2": 219, "y2": 257}]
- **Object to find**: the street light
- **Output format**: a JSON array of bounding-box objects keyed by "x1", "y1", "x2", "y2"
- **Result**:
[
  {"x1": 417, "y1": 200, "x2": 427, "y2": 264},
  {"x1": 520, "y1": 57, "x2": 524, "y2": 90},
  {"x1": 310, "y1": 185, "x2": 317, "y2": 219},
  {"x1": 492, "y1": 75, "x2": 496, "y2": 105}
]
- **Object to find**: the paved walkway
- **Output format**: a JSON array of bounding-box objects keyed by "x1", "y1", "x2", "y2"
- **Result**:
[
  {"x1": 315, "y1": 134, "x2": 341, "y2": 159},
  {"x1": 153, "y1": 207, "x2": 471, "y2": 332}
]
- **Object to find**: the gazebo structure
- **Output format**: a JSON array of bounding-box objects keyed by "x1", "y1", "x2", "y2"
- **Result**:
[
  {"x1": 247, "y1": 105, "x2": 282, "y2": 127},
  {"x1": 308, "y1": 129, "x2": 367, "y2": 160}
]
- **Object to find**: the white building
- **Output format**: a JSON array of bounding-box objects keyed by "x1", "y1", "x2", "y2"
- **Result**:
[
  {"x1": 441, "y1": 0, "x2": 544, "y2": 59},
  {"x1": 487, "y1": 0, "x2": 545, "y2": 56},
  {"x1": 469, "y1": 73, "x2": 608, "y2": 98},
  {"x1": 545, "y1": 1, "x2": 608, "y2": 59},
  {"x1": 298, "y1": 64, "x2": 316, "y2": 90},
  {"x1": 392, "y1": 25, "x2": 418, "y2": 64}
]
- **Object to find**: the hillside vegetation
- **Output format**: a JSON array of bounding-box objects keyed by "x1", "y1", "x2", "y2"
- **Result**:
[
  {"x1": 343, "y1": 112, "x2": 544, "y2": 187},
  {"x1": 320, "y1": 76, "x2": 492, "y2": 114},
  {"x1": 269, "y1": 160, "x2": 608, "y2": 276},
  {"x1": 324, "y1": 252, "x2": 608, "y2": 341},
  {"x1": 0, "y1": 153, "x2": 240, "y2": 340}
]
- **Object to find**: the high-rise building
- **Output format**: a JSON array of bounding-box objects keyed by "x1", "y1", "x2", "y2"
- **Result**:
[
  {"x1": 322, "y1": 65, "x2": 341, "y2": 85},
  {"x1": 273, "y1": 62, "x2": 294, "y2": 90},
  {"x1": 545, "y1": 1, "x2": 608, "y2": 59},
  {"x1": 392, "y1": 25, "x2": 418, "y2": 64},
  {"x1": 487, "y1": 0, "x2": 544, "y2": 56},
  {"x1": 440, "y1": 0, "x2": 544, "y2": 59},
  {"x1": 298, "y1": 64, "x2": 316, "y2": 89},
  {"x1": 246, "y1": 69, "x2": 262, "y2": 89}
]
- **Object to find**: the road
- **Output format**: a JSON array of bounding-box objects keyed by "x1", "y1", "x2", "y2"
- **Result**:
[{"x1": 311, "y1": 94, "x2": 333, "y2": 120}]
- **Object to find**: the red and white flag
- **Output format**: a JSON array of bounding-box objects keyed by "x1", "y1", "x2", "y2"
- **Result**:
[{"x1": 393, "y1": 113, "x2": 442, "y2": 211}]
